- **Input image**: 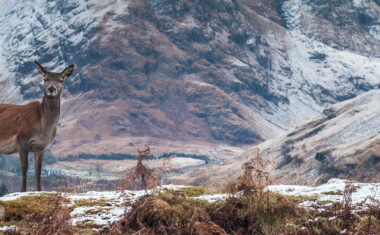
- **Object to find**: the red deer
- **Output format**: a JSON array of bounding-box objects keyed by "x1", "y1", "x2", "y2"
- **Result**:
[{"x1": 0, "y1": 61, "x2": 75, "y2": 192}]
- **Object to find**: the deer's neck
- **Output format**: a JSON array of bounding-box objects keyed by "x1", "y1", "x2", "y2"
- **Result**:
[{"x1": 41, "y1": 95, "x2": 61, "y2": 131}]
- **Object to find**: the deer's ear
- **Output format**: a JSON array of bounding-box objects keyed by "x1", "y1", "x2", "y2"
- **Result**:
[
  {"x1": 61, "y1": 64, "x2": 75, "y2": 78},
  {"x1": 34, "y1": 61, "x2": 48, "y2": 76}
]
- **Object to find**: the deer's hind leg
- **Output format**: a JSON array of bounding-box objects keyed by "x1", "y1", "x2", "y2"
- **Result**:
[
  {"x1": 19, "y1": 147, "x2": 29, "y2": 192},
  {"x1": 34, "y1": 151, "x2": 43, "y2": 191}
]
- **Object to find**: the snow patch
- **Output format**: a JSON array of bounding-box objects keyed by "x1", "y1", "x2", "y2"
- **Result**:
[
  {"x1": 71, "y1": 206, "x2": 125, "y2": 226},
  {"x1": 0, "y1": 226, "x2": 16, "y2": 232},
  {"x1": 352, "y1": 0, "x2": 364, "y2": 8},
  {"x1": 282, "y1": 0, "x2": 310, "y2": 30},
  {"x1": 67, "y1": 185, "x2": 188, "y2": 226},
  {"x1": 194, "y1": 194, "x2": 229, "y2": 203},
  {"x1": 370, "y1": 25, "x2": 380, "y2": 41},
  {"x1": 0, "y1": 191, "x2": 56, "y2": 201}
]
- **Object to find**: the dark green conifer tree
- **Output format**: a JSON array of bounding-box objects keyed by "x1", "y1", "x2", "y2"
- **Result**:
[{"x1": 0, "y1": 184, "x2": 8, "y2": 197}]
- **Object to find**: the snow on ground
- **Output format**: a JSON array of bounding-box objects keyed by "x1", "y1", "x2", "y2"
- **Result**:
[
  {"x1": 194, "y1": 194, "x2": 229, "y2": 203},
  {"x1": 67, "y1": 190, "x2": 131, "y2": 226},
  {"x1": 268, "y1": 178, "x2": 380, "y2": 207},
  {"x1": 1, "y1": 180, "x2": 380, "y2": 232},
  {"x1": 68, "y1": 185, "x2": 187, "y2": 226},
  {"x1": 0, "y1": 226, "x2": 16, "y2": 232},
  {"x1": 0, "y1": 185, "x2": 187, "y2": 231},
  {"x1": 70, "y1": 205, "x2": 125, "y2": 226},
  {"x1": 0, "y1": 191, "x2": 56, "y2": 201},
  {"x1": 195, "y1": 179, "x2": 380, "y2": 207}
]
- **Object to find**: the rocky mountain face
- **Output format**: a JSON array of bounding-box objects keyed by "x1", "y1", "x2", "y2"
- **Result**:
[
  {"x1": 256, "y1": 89, "x2": 380, "y2": 185},
  {"x1": 0, "y1": 0, "x2": 379, "y2": 165}
]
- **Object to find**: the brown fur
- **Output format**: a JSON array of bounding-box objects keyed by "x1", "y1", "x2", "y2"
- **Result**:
[
  {"x1": 0, "y1": 102, "x2": 41, "y2": 148},
  {"x1": 0, "y1": 61, "x2": 74, "y2": 192}
]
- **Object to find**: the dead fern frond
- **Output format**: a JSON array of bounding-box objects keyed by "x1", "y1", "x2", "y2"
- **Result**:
[
  {"x1": 19, "y1": 193, "x2": 73, "y2": 235},
  {"x1": 225, "y1": 148, "x2": 271, "y2": 196}
]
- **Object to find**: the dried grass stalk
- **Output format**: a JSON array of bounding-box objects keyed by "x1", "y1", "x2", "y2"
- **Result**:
[{"x1": 19, "y1": 193, "x2": 73, "y2": 235}]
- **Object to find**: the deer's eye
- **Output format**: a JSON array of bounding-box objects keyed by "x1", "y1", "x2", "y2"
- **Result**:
[
  {"x1": 59, "y1": 79, "x2": 64, "y2": 83},
  {"x1": 43, "y1": 79, "x2": 47, "y2": 82}
]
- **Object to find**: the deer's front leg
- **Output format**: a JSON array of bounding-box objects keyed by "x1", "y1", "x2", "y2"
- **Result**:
[
  {"x1": 34, "y1": 151, "x2": 43, "y2": 191},
  {"x1": 19, "y1": 147, "x2": 29, "y2": 192}
]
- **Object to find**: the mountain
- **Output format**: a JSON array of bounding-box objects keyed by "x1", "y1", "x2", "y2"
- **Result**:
[
  {"x1": 257, "y1": 89, "x2": 380, "y2": 185},
  {"x1": 0, "y1": 0, "x2": 379, "y2": 163},
  {"x1": 169, "y1": 90, "x2": 380, "y2": 187}
]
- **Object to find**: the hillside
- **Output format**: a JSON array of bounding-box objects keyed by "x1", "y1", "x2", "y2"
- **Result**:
[
  {"x1": 257, "y1": 89, "x2": 380, "y2": 185},
  {"x1": 169, "y1": 90, "x2": 380, "y2": 187}
]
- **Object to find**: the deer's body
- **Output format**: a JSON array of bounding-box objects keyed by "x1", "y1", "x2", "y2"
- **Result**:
[
  {"x1": 0, "y1": 61, "x2": 74, "y2": 192},
  {"x1": 0, "y1": 100, "x2": 58, "y2": 154}
]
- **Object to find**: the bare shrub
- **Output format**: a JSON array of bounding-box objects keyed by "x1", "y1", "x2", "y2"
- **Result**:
[
  {"x1": 341, "y1": 182, "x2": 356, "y2": 225},
  {"x1": 19, "y1": 193, "x2": 73, "y2": 235},
  {"x1": 118, "y1": 146, "x2": 181, "y2": 191},
  {"x1": 212, "y1": 148, "x2": 307, "y2": 234},
  {"x1": 225, "y1": 148, "x2": 271, "y2": 197},
  {"x1": 109, "y1": 146, "x2": 183, "y2": 233}
]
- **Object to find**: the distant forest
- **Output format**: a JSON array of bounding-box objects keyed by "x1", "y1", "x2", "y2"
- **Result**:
[{"x1": 53, "y1": 152, "x2": 212, "y2": 163}]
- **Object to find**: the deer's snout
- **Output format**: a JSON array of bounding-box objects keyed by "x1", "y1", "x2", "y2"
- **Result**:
[
  {"x1": 46, "y1": 85, "x2": 58, "y2": 96},
  {"x1": 48, "y1": 86, "x2": 56, "y2": 93}
]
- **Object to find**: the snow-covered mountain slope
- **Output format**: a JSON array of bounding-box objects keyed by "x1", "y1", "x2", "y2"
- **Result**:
[
  {"x1": 169, "y1": 90, "x2": 380, "y2": 187},
  {"x1": 0, "y1": 0, "x2": 379, "y2": 160},
  {"x1": 251, "y1": 89, "x2": 380, "y2": 185},
  {"x1": 281, "y1": 0, "x2": 380, "y2": 55}
]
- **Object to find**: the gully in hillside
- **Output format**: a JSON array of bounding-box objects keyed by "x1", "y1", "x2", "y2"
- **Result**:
[{"x1": 0, "y1": 61, "x2": 75, "y2": 192}]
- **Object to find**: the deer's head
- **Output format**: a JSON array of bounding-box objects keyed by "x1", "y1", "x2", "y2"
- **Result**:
[{"x1": 35, "y1": 61, "x2": 75, "y2": 98}]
